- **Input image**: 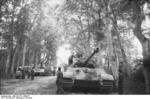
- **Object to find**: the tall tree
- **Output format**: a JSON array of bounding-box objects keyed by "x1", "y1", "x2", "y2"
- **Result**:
[{"x1": 109, "y1": 0, "x2": 150, "y2": 93}]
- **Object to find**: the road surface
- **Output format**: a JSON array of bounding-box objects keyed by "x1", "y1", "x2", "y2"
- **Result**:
[
  {"x1": 1, "y1": 76, "x2": 57, "y2": 95},
  {"x1": 0, "y1": 76, "x2": 117, "y2": 95}
]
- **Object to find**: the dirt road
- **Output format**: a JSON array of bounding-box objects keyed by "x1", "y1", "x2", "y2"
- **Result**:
[
  {"x1": 0, "y1": 76, "x2": 118, "y2": 95},
  {"x1": 0, "y1": 76, "x2": 57, "y2": 95}
]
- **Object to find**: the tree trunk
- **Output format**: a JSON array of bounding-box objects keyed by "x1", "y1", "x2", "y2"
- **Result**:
[
  {"x1": 111, "y1": 9, "x2": 130, "y2": 76},
  {"x1": 11, "y1": 44, "x2": 19, "y2": 74},
  {"x1": 103, "y1": 1, "x2": 120, "y2": 78},
  {"x1": 28, "y1": 49, "x2": 32, "y2": 65},
  {"x1": 112, "y1": 42, "x2": 119, "y2": 79},
  {"x1": 17, "y1": 52, "x2": 21, "y2": 69},
  {"x1": 114, "y1": 23, "x2": 129, "y2": 75},
  {"x1": 33, "y1": 50, "x2": 37, "y2": 67},
  {"x1": 132, "y1": 1, "x2": 150, "y2": 94},
  {"x1": 5, "y1": 4, "x2": 15, "y2": 76},
  {"x1": 30, "y1": 51, "x2": 35, "y2": 66},
  {"x1": 22, "y1": 39, "x2": 27, "y2": 67},
  {"x1": 143, "y1": 65, "x2": 150, "y2": 94},
  {"x1": 142, "y1": 42, "x2": 150, "y2": 94},
  {"x1": 5, "y1": 49, "x2": 12, "y2": 74},
  {"x1": 5, "y1": 27, "x2": 13, "y2": 75}
]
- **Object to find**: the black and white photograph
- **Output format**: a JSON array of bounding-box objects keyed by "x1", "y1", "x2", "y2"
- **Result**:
[{"x1": 0, "y1": 0, "x2": 150, "y2": 96}]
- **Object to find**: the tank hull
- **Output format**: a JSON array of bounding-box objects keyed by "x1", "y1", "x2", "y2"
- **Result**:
[{"x1": 61, "y1": 78, "x2": 114, "y2": 93}]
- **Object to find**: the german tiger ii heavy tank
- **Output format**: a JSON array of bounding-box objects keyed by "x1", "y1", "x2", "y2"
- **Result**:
[{"x1": 61, "y1": 48, "x2": 114, "y2": 94}]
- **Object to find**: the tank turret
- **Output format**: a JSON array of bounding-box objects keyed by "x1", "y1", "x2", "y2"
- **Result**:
[{"x1": 73, "y1": 48, "x2": 99, "y2": 68}]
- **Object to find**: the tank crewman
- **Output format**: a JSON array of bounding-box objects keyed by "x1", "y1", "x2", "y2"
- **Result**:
[
  {"x1": 56, "y1": 67, "x2": 64, "y2": 94},
  {"x1": 68, "y1": 55, "x2": 75, "y2": 65}
]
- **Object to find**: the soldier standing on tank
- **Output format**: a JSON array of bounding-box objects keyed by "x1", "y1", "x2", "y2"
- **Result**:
[
  {"x1": 68, "y1": 55, "x2": 75, "y2": 65},
  {"x1": 56, "y1": 67, "x2": 64, "y2": 94}
]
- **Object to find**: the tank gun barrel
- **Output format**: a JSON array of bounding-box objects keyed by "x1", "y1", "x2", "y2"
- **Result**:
[{"x1": 83, "y1": 48, "x2": 99, "y2": 66}]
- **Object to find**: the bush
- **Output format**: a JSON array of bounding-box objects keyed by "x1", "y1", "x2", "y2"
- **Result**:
[{"x1": 124, "y1": 65, "x2": 146, "y2": 94}]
